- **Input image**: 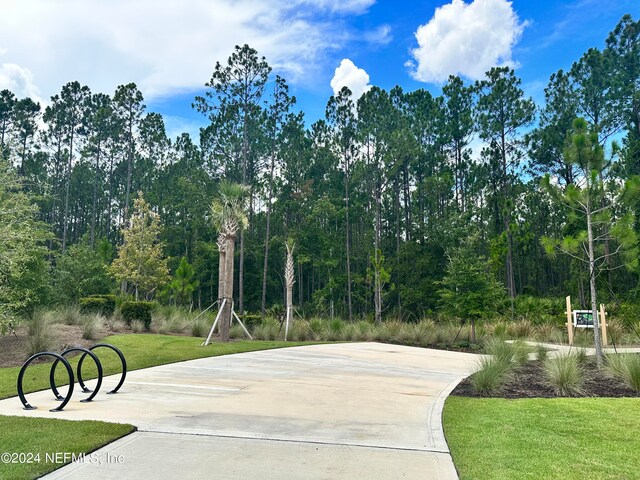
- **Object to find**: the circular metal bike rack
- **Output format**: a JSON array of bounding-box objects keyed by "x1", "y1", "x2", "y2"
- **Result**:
[
  {"x1": 17, "y1": 352, "x2": 75, "y2": 412},
  {"x1": 50, "y1": 347, "x2": 103, "y2": 403},
  {"x1": 77, "y1": 343, "x2": 127, "y2": 394}
]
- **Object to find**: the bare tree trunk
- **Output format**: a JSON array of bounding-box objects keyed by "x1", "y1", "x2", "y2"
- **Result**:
[
  {"x1": 586, "y1": 197, "x2": 603, "y2": 366},
  {"x1": 261, "y1": 157, "x2": 275, "y2": 318},
  {"x1": 61, "y1": 128, "x2": 75, "y2": 253},
  {"x1": 374, "y1": 176, "x2": 382, "y2": 325},
  {"x1": 345, "y1": 155, "x2": 353, "y2": 322}
]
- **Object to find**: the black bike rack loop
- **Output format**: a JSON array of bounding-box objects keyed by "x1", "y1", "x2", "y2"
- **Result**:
[
  {"x1": 77, "y1": 344, "x2": 127, "y2": 395},
  {"x1": 17, "y1": 352, "x2": 74, "y2": 412},
  {"x1": 50, "y1": 347, "x2": 103, "y2": 403}
]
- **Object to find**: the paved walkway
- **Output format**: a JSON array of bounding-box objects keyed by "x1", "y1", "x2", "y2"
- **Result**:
[{"x1": 0, "y1": 342, "x2": 478, "y2": 479}]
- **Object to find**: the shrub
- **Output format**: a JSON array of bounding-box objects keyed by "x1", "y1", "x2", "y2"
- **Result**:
[
  {"x1": 484, "y1": 339, "x2": 531, "y2": 366},
  {"x1": 78, "y1": 295, "x2": 116, "y2": 316},
  {"x1": 606, "y1": 354, "x2": 640, "y2": 392},
  {"x1": 120, "y1": 301, "x2": 156, "y2": 330},
  {"x1": 26, "y1": 310, "x2": 56, "y2": 357},
  {"x1": 82, "y1": 315, "x2": 103, "y2": 340},
  {"x1": 229, "y1": 325, "x2": 245, "y2": 339},
  {"x1": 544, "y1": 353, "x2": 584, "y2": 396},
  {"x1": 130, "y1": 320, "x2": 145, "y2": 333},
  {"x1": 56, "y1": 304, "x2": 84, "y2": 325},
  {"x1": 507, "y1": 319, "x2": 533, "y2": 339},
  {"x1": 239, "y1": 314, "x2": 262, "y2": 329},
  {"x1": 471, "y1": 356, "x2": 511, "y2": 395},
  {"x1": 535, "y1": 345, "x2": 549, "y2": 362},
  {"x1": 106, "y1": 317, "x2": 126, "y2": 332},
  {"x1": 190, "y1": 317, "x2": 209, "y2": 338}
]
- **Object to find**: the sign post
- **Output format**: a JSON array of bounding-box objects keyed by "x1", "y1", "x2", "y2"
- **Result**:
[
  {"x1": 599, "y1": 303, "x2": 608, "y2": 347},
  {"x1": 566, "y1": 296, "x2": 574, "y2": 345}
]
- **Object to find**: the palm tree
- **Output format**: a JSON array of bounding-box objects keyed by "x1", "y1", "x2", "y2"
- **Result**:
[{"x1": 210, "y1": 182, "x2": 249, "y2": 341}]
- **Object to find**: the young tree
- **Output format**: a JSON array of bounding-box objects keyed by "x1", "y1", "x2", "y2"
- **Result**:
[
  {"x1": 168, "y1": 256, "x2": 199, "y2": 307},
  {"x1": 438, "y1": 237, "x2": 506, "y2": 343},
  {"x1": 542, "y1": 118, "x2": 638, "y2": 366},
  {"x1": 210, "y1": 182, "x2": 249, "y2": 342},
  {"x1": 109, "y1": 192, "x2": 169, "y2": 300}
]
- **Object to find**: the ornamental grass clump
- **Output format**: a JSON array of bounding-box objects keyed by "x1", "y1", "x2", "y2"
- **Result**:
[
  {"x1": 544, "y1": 353, "x2": 585, "y2": 396},
  {"x1": 471, "y1": 356, "x2": 511, "y2": 396},
  {"x1": 26, "y1": 310, "x2": 56, "y2": 357},
  {"x1": 606, "y1": 353, "x2": 640, "y2": 392}
]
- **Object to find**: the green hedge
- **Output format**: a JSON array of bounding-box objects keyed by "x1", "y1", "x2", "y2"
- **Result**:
[
  {"x1": 239, "y1": 314, "x2": 262, "y2": 328},
  {"x1": 79, "y1": 295, "x2": 116, "y2": 316},
  {"x1": 120, "y1": 301, "x2": 156, "y2": 330}
]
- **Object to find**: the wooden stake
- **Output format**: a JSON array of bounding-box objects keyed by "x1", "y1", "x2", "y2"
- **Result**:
[
  {"x1": 566, "y1": 296, "x2": 574, "y2": 346},
  {"x1": 203, "y1": 298, "x2": 226, "y2": 346},
  {"x1": 600, "y1": 303, "x2": 607, "y2": 347}
]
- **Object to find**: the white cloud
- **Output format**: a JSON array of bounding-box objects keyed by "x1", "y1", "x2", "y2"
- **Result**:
[
  {"x1": 330, "y1": 59, "x2": 372, "y2": 100},
  {"x1": 409, "y1": 0, "x2": 526, "y2": 83},
  {"x1": 365, "y1": 25, "x2": 392, "y2": 45},
  {"x1": 0, "y1": 63, "x2": 44, "y2": 104},
  {"x1": 0, "y1": 0, "x2": 374, "y2": 102}
]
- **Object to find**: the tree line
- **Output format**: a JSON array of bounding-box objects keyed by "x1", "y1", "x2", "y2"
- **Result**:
[{"x1": 0, "y1": 14, "x2": 639, "y2": 324}]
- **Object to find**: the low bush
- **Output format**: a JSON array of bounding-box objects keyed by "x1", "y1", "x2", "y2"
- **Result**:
[
  {"x1": 544, "y1": 353, "x2": 585, "y2": 396},
  {"x1": 190, "y1": 317, "x2": 209, "y2": 338},
  {"x1": 471, "y1": 356, "x2": 511, "y2": 395},
  {"x1": 82, "y1": 315, "x2": 103, "y2": 340},
  {"x1": 120, "y1": 301, "x2": 156, "y2": 330},
  {"x1": 606, "y1": 353, "x2": 640, "y2": 392},
  {"x1": 26, "y1": 310, "x2": 56, "y2": 357},
  {"x1": 78, "y1": 295, "x2": 116, "y2": 316},
  {"x1": 130, "y1": 320, "x2": 145, "y2": 333},
  {"x1": 55, "y1": 304, "x2": 84, "y2": 326}
]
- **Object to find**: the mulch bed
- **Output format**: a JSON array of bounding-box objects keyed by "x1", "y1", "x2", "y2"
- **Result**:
[
  {"x1": 452, "y1": 358, "x2": 640, "y2": 398},
  {"x1": 0, "y1": 325, "x2": 108, "y2": 368}
]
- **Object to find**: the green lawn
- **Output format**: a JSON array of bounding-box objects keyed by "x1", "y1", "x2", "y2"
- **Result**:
[
  {"x1": 444, "y1": 396, "x2": 640, "y2": 480},
  {"x1": 1, "y1": 334, "x2": 312, "y2": 400},
  {"x1": 0, "y1": 415, "x2": 134, "y2": 479}
]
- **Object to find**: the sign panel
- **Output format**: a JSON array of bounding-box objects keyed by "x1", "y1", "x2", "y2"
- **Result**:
[{"x1": 573, "y1": 310, "x2": 596, "y2": 329}]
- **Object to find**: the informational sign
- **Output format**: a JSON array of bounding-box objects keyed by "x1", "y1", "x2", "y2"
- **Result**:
[{"x1": 573, "y1": 310, "x2": 596, "y2": 329}]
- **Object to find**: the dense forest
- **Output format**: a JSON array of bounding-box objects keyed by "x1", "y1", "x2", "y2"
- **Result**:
[{"x1": 1, "y1": 14, "x2": 639, "y2": 326}]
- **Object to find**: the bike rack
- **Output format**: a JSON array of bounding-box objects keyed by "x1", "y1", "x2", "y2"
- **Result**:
[
  {"x1": 17, "y1": 343, "x2": 127, "y2": 412},
  {"x1": 50, "y1": 347, "x2": 103, "y2": 403},
  {"x1": 77, "y1": 344, "x2": 127, "y2": 395},
  {"x1": 17, "y1": 352, "x2": 74, "y2": 412}
]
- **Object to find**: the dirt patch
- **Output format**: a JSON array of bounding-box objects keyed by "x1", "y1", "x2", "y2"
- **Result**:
[
  {"x1": 0, "y1": 324, "x2": 110, "y2": 368},
  {"x1": 452, "y1": 358, "x2": 640, "y2": 398}
]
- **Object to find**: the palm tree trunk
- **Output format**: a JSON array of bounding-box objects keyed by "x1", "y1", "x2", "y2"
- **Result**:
[{"x1": 221, "y1": 234, "x2": 236, "y2": 342}]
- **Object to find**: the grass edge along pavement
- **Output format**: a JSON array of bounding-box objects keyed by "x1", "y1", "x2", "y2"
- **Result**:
[
  {"x1": 443, "y1": 396, "x2": 640, "y2": 480},
  {"x1": 0, "y1": 334, "x2": 316, "y2": 400},
  {"x1": 0, "y1": 415, "x2": 135, "y2": 480}
]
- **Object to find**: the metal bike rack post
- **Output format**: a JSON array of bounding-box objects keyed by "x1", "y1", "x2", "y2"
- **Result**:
[
  {"x1": 77, "y1": 344, "x2": 127, "y2": 394},
  {"x1": 17, "y1": 352, "x2": 75, "y2": 412},
  {"x1": 49, "y1": 347, "x2": 103, "y2": 403}
]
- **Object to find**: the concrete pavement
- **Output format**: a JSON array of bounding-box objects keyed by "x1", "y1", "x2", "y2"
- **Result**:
[{"x1": 0, "y1": 342, "x2": 479, "y2": 479}]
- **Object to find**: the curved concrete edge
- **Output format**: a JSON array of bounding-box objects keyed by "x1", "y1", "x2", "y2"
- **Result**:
[{"x1": 427, "y1": 375, "x2": 467, "y2": 454}]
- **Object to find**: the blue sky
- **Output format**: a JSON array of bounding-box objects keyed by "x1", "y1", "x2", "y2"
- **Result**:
[{"x1": 1, "y1": 0, "x2": 638, "y2": 140}]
